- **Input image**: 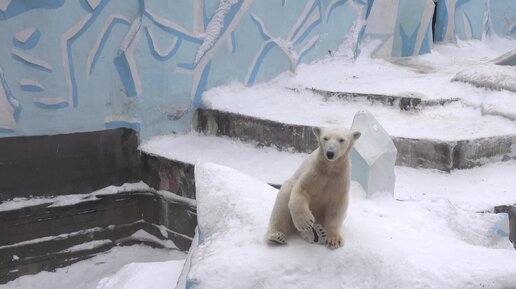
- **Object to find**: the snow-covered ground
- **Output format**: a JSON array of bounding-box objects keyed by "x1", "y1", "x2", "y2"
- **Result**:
[
  {"x1": 185, "y1": 162, "x2": 516, "y2": 289},
  {"x1": 0, "y1": 245, "x2": 186, "y2": 289},
  {"x1": 4, "y1": 158, "x2": 515, "y2": 289}
]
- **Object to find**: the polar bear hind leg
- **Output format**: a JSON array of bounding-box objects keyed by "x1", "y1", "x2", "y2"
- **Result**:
[
  {"x1": 266, "y1": 231, "x2": 287, "y2": 244},
  {"x1": 265, "y1": 181, "x2": 296, "y2": 245}
]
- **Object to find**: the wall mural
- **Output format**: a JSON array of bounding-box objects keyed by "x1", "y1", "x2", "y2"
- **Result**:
[
  {"x1": 0, "y1": 0, "x2": 514, "y2": 139},
  {"x1": 435, "y1": 0, "x2": 516, "y2": 42}
]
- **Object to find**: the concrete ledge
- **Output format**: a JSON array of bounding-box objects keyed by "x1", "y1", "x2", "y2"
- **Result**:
[
  {"x1": 140, "y1": 149, "x2": 282, "y2": 199},
  {"x1": 0, "y1": 128, "x2": 141, "y2": 201},
  {"x1": 0, "y1": 190, "x2": 196, "y2": 284},
  {"x1": 307, "y1": 88, "x2": 459, "y2": 111},
  {"x1": 194, "y1": 109, "x2": 516, "y2": 171},
  {"x1": 194, "y1": 109, "x2": 318, "y2": 153},
  {"x1": 142, "y1": 153, "x2": 196, "y2": 199}
]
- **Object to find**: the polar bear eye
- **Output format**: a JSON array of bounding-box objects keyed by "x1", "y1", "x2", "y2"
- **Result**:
[
  {"x1": 339, "y1": 138, "x2": 344, "y2": 143},
  {"x1": 322, "y1": 137, "x2": 328, "y2": 141}
]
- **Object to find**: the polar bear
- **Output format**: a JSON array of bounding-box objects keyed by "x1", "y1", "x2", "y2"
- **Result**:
[{"x1": 265, "y1": 126, "x2": 361, "y2": 249}]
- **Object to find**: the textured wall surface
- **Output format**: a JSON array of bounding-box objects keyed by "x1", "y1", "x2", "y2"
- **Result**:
[
  {"x1": 435, "y1": 0, "x2": 516, "y2": 42},
  {"x1": 0, "y1": 0, "x2": 361, "y2": 139},
  {"x1": 0, "y1": 0, "x2": 514, "y2": 140}
]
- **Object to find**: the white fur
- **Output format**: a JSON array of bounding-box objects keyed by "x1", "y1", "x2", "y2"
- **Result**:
[{"x1": 265, "y1": 126, "x2": 360, "y2": 249}]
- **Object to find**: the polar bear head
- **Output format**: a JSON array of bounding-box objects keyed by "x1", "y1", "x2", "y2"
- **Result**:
[{"x1": 313, "y1": 127, "x2": 361, "y2": 162}]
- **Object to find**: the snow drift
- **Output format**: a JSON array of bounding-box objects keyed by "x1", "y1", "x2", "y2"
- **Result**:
[{"x1": 181, "y1": 162, "x2": 516, "y2": 289}]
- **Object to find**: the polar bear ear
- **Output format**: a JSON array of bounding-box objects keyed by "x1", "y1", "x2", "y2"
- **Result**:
[
  {"x1": 312, "y1": 127, "x2": 321, "y2": 138},
  {"x1": 352, "y1": 131, "x2": 361, "y2": 140}
]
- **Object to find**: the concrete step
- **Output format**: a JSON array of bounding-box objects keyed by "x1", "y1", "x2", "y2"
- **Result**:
[
  {"x1": 138, "y1": 132, "x2": 516, "y2": 208},
  {"x1": 306, "y1": 88, "x2": 460, "y2": 111},
  {"x1": 139, "y1": 133, "x2": 307, "y2": 198},
  {"x1": 193, "y1": 108, "x2": 516, "y2": 171}
]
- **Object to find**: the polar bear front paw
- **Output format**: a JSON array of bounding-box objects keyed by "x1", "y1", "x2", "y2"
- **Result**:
[
  {"x1": 326, "y1": 233, "x2": 344, "y2": 249},
  {"x1": 291, "y1": 210, "x2": 315, "y2": 231}
]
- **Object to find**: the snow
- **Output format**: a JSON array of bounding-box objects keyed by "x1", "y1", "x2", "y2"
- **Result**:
[
  {"x1": 284, "y1": 38, "x2": 516, "y2": 103},
  {"x1": 482, "y1": 89, "x2": 516, "y2": 120},
  {"x1": 0, "y1": 245, "x2": 186, "y2": 289},
  {"x1": 60, "y1": 239, "x2": 112, "y2": 253},
  {"x1": 452, "y1": 63, "x2": 516, "y2": 92},
  {"x1": 395, "y1": 161, "x2": 516, "y2": 212},
  {"x1": 96, "y1": 259, "x2": 185, "y2": 289},
  {"x1": 0, "y1": 227, "x2": 106, "y2": 250},
  {"x1": 185, "y1": 162, "x2": 516, "y2": 289},
  {"x1": 202, "y1": 39, "x2": 516, "y2": 141},
  {"x1": 140, "y1": 132, "x2": 516, "y2": 212},
  {"x1": 194, "y1": 0, "x2": 239, "y2": 64},
  {"x1": 155, "y1": 190, "x2": 197, "y2": 208},
  {"x1": 117, "y1": 229, "x2": 179, "y2": 249},
  {"x1": 140, "y1": 133, "x2": 307, "y2": 185},
  {"x1": 203, "y1": 83, "x2": 516, "y2": 141},
  {"x1": 0, "y1": 182, "x2": 153, "y2": 212}
]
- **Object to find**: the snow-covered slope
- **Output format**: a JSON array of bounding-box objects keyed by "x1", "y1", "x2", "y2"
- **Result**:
[
  {"x1": 184, "y1": 162, "x2": 515, "y2": 289},
  {"x1": 1, "y1": 245, "x2": 185, "y2": 289}
]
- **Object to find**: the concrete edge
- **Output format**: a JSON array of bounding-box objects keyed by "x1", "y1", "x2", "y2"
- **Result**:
[
  {"x1": 194, "y1": 109, "x2": 516, "y2": 171},
  {"x1": 0, "y1": 190, "x2": 197, "y2": 284},
  {"x1": 307, "y1": 88, "x2": 460, "y2": 111}
]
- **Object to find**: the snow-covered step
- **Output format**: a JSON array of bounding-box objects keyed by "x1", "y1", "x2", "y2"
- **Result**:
[
  {"x1": 199, "y1": 83, "x2": 516, "y2": 171},
  {"x1": 194, "y1": 108, "x2": 516, "y2": 171},
  {"x1": 307, "y1": 88, "x2": 460, "y2": 111},
  {"x1": 202, "y1": 84, "x2": 516, "y2": 142},
  {"x1": 139, "y1": 133, "x2": 516, "y2": 210},
  {"x1": 281, "y1": 39, "x2": 515, "y2": 110},
  {"x1": 140, "y1": 133, "x2": 307, "y2": 199}
]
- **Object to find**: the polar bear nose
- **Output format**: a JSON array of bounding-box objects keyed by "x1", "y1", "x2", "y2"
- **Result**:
[{"x1": 326, "y1": 151, "x2": 335, "y2": 160}]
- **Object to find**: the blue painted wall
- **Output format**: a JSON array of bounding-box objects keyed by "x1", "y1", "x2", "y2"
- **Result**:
[
  {"x1": 435, "y1": 0, "x2": 516, "y2": 42},
  {"x1": 0, "y1": 0, "x2": 514, "y2": 139}
]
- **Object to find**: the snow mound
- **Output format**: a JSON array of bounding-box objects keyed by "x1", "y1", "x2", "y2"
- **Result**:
[
  {"x1": 183, "y1": 162, "x2": 516, "y2": 289},
  {"x1": 452, "y1": 63, "x2": 516, "y2": 93},
  {"x1": 97, "y1": 259, "x2": 185, "y2": 289}
]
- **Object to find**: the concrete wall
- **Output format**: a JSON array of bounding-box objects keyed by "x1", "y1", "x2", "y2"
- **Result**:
[
  {"x1": 435, "y1": 0, "x2": 516, "y2": 42},
  {"x1": 0, "y1": 0, "x2": 514, "y2": 140},
  {"x1": 0, "y1": 0, "x2": 361, "y2": 139}
]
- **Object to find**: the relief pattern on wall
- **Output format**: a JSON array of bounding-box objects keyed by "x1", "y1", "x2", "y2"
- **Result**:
[{"x1": 0, "y1": 0, "x2": 513, "y2": 139}]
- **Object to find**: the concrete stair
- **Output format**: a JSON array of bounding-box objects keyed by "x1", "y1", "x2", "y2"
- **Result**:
[
  {"x1": 193, "y1": 108, "x2": 516, "y2": 172},
  {"x1": 307, "y1": 88, "x2": 460, "y2": 112},
  {"x1": 139, "y1": 105, "x2": 516, "y2": 199},
  {"x1": 140, "y1": 133, "x2": 307, "y2": 199}
]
